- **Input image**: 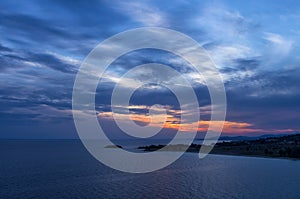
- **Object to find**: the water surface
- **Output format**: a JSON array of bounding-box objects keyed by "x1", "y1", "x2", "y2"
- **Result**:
[{"x1": 1, "y1": 140, "x2": 300, "y2": 198}]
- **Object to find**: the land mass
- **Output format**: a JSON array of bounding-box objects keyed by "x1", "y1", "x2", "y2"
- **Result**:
[{"x1": 137, "y1": 134, "x2": 300, "y2": 159}]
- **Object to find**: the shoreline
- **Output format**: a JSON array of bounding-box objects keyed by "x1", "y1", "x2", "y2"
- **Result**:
[
  {"x1": 136, "y1": 134, "x2": 300, "y2": 160},
  {"x1": 135, "y1": 144, "x2": 300, "y2": 160},
  {"x1": 208, "y1": 151, "x2": 300, "y2": 161},
  {"x1": 134, "y1": 145, "x2": 300, "y2": 161}
]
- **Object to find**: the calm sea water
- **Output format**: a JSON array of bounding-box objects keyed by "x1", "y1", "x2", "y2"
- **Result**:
[{"x1": 1, "y1": 140, "x2": 300, "y2": 199}]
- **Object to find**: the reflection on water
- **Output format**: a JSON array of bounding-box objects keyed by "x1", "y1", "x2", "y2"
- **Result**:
[{"x1": 1, "y1": 140, "x2": 300, "y2": 199}]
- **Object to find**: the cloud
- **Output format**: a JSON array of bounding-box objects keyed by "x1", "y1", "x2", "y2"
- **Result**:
[
  {"x1": 0, "y1": 47, "x2": 79, "y2": 74},
  {"x1": 0, "y1": 43, "x2": 12, "y2": 52},
  {"x1": 195, "y1": 4, "x2": 259, "y2": 44},
  {"x1": 98, "y1": 106, "x2": 297, "y2": 135},
  {"x1": 206, "y1": 44, "x2": 252, "y2": 68},
  {"x1": 28, "y1": 52, "x2": 78, "y2": 74},
  {"x1": 1, "y1": 0, "x2": 300, "y2": 138},
  {"x1": 111, "y1": 1, "x2": 168, "y2": 26},
  {"x1": 263, "y1": 32, "x2": 294, "y2": 57},
  {"x1": 0, "y1": 11, "x2": 72, "y2": 44},
  {"x1": 224, "y1": 67, "x2": 300, "y2": 132}
]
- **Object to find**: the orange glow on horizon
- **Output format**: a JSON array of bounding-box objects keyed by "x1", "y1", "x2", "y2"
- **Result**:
[{"x1": 98, "y1": 110, "x2": 296, "y2": 135}]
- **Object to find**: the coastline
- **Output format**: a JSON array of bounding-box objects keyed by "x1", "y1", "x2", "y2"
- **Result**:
[
  {"x1": 134, "y1": 145, "x2": 300, "y2": 161},
  {"x1": 208, "y1": 151, "x2": 300, "y2": 161},
  {"x1": 135, "y1": 134, "x2": 300, "y2": 160}
]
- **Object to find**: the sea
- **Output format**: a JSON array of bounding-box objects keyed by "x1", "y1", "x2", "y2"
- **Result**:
[{"x1": 1, "y1": 140, "x2": 300, "y2": 199}]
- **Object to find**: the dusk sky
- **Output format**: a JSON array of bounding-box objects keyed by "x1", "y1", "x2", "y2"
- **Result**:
[{"x1": 1, "y1": 0, "x2": 300, "y2": 139}]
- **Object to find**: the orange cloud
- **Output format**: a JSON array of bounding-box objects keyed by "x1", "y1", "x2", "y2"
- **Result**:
[{"x1": 98, "y1": 108, "x2": 296, "y2": 135}]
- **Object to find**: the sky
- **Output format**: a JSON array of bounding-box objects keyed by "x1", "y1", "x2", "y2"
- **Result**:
[{"x1": 1, "y1": 0, "x2": 300, "y2": 139}]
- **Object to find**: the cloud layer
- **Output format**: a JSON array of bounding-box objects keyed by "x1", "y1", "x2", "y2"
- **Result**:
[{"x1": 1, "y1": 0, "x2": 300, "y2": 138}]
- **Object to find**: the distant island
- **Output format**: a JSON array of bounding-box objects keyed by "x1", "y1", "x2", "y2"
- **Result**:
[
  {"x1": 137, "y1": 134, "x2": 300, "y2": 159},
  {"x1": 104, "y1": 144, "x2": 123, "y2": 149}
]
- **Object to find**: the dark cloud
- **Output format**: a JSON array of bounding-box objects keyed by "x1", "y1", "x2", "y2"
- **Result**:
[
  {"x1": 225, "y1": 68, "x2": 300, "y2": 130},
  {"x1": 28, "y1": 53, "x2": 77, "y2": 74},
  {"x1": 0, "y1": 47, "x2": 78, "y2": 73},
  {"x1": 107, "y1": 49, "x2": 195, "y2": 75},
  {"x1": 0, "y1": 0, "x2": 135, "y2": 56},
  {"x1": 0, "y1": 54, "x2": 26, "y2": 72},
  {"x1": 0, "y1": 86, "x2": 71, "y2": 112},
  {"x1": 221, "y1": 58, "x2": 260, "y2": 73},
  {"x1": 0, "y1": 43, "x2": 12, "y2": 52},
  {"x1": 0, "y1": 12, "x2": 73, "y2": 43}
]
